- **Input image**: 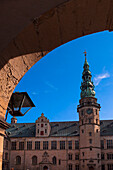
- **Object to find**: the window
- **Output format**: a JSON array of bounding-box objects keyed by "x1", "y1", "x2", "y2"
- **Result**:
[
  {"x1": 52, "y1": 156, "x2": 57, "y2": 165},
  {"x1": 75, "y1": 165, "x2": 79, "y2": 170},
  {"x1": 45, "y1": 129, "x2": 47, "y2": 134},
  {"x1": 60, "y1": 141, "x2": 65, "y2": 150},
  {"x1": 101, "y1": 140, "x2": 104, "y2": 149},
  {"x1": 75, "y1": 141, "x2": 79, "y2": 149},
  {"x1": 101, "y1": 165, "x2": 105, "y2": 170},
  {"x1": 19, "y1": 142, "x2": 24, "y2": 150},
  {"x1": 89, "y1": 139, "x2": 92, "y2": 144},
  {"x1": 11, "y1": 142, "x2": 16, "y2": 150},
  {"x1": 89, "y1": 132, "x2": 92, "y2": 136},
  {"x1": 68, "y1": 164, "x2": 72, "y2": 170},
  {"x1": 107, "y1": 140, "x2": 113, "y2": 149},
  {"x1": 97, "y1": 153, "x2": 99, "y2": 158},
  {"x1": 96, "y1": 109, "x2": 97, "y2": 115},
  {"x1": 96, "y1": 129, "x2": 98, "y2": 133},
  {"x1": 41, "y1": 119, "x2": 43, "y2": 122},
  {"x1": 101, "y1": 153, "x2": 105, "y2": 160},
  {"x1": 81, "y1": 120, "x2": 83, "y2": 125},
  {"x1": 89, "y1": 119, "x2": 91, "y2": 123},
  {"x1": 6, "y1": 141, "x2": 8, "y2": 150},
  {"x1": 68, "y1": 154, "x2": 72, "y2": 160},
  {"x1": 51, "y1": 141, "x2": 57, "y2": 150},
  {"x1": 32, "y1": 156, "x2": 37, "y2": 165},
  {"x1": 5, "y1": 152, "x2": 8, "y2": 160},
  {"x1": 90, "y1": 147, "x2": 92, "y2": 151},
  {"x1": 43, "y1": 141, "x2": 48, "y2": 150},
  {"x1": 81, "y1": 110, "x2": 84, "y2": 116},
  {"x1": 59, "y1": 159, "x2": 61, "y2": 165},
  {"x1": 27, "y1": 141, "x2": 32, "y2": 150},
  {"x1": 107, "y1": 153, "x2": 113, "y2": 160},
  {"x1": 37, "y1": 129, "x2": 39, "y2": 133},
  {"x1": 45, "y1": 123, "x2": 47, "y2": 126},
  {"x1": 16, "y1": 156, "x2": 21, "y2": 165},
  {"x1": 41, "y1": 124, "x2": 43, "y2": 127},
  {"x1": 68, "y1": 141, "x2": 72, "y2": 150},
  {"x1": 82, "y1": 130, "x2": 84, "y2": 133},
  {"x1": 82, "y1": 152, "x2": 84, "y2": 156},
  {"x1": 35, "y1": 141, "x2": 40, "y2": 150},
  {"x1": 107, "y1": 164, "x2": 113, "y2": 170},
  {"x1": 40, "y1": 131, "x2": 44, "y2": 135},
  {"x1": 75, "y1": 154, "x2": 79, "y2": 160}
]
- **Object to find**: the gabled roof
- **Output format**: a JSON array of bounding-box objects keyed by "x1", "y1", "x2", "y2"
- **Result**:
[
  {"x1": 100, "y1": 120, "x2": 113, "y2": 136},
  {"x1": 6, "y1": 123, "x2": 36, "y2": 138},
  {"x1": 6, "y1": 120, "x2": 113, "y2": 138},
  {"x1": 50, "y1": 121, "x2": 79, "y2": 137}
]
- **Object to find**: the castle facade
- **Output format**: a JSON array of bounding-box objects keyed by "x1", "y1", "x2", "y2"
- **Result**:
[{"x1": 2, "y1": 57, "x2": 113, "y2": 170}]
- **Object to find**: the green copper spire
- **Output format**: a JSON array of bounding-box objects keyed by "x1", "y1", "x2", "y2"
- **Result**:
[{"x1": 80, "y1": 52, "x2": 95, "y2": 99}]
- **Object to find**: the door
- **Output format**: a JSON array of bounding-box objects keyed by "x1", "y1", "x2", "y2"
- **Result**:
[
  {"x1": 43, "y1": 166, "x2": 48, "y2": 170},
  {"x1": 89, "y1": 167, "x2": 94, "y2": 170}
]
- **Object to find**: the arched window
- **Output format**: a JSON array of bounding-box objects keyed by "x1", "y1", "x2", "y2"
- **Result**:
[
  {"x1": 16, "y1": 156, "x2": 21, "y2": 165},
  {"x1": 32, "y1": 155, "x2": 37, "y2": 165},
  {"x1": 52, "y1": 156, "x2": 57, "y2": 165}
]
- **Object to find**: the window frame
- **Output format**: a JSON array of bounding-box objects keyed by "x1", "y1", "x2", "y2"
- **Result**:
[
  {"x1": 60, "y1": 141, "x2": 65, "y2": 150},
  {"x1": 43, "y1": 141, "x2": 48, "y2": 150},
  {"x1": 27, "y1": 141, "x2": 32, "y2": 150}
]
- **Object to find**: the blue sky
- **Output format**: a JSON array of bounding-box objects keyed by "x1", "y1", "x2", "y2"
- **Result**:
[{"x1": 7, "y1": 31, "x2": 113, "y2": 123}]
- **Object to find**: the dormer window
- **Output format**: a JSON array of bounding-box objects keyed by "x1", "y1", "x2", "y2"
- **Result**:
[{"x1": 41, "y1": 119, "x2": 43, "y2": 122}]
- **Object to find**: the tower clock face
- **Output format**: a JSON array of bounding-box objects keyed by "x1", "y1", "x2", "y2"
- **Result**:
[{"x1": 87, "y1": 108, "x2": 93, "y2": 114}]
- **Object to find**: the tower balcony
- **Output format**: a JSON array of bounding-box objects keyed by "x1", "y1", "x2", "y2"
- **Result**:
[{"x1": 77, "y1": 101, "x2": 101, "y2": 111}]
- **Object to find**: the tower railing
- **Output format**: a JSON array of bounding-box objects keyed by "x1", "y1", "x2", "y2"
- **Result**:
[{"x1": 77, "y1": 102, "x2": 100, "y2": 109}]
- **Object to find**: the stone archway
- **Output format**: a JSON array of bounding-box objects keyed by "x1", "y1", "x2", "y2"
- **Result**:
[
  {"x1": 0, "y1": 0, "x2": 113, "y2": 169},
  {"x1": 1, "y1": 0, "x2": 113, "y2": 120}
]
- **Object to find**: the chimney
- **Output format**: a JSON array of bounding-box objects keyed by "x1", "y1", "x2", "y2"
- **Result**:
[{"x1": 11, "y1": 117, "x2": 17, "y2": 124}]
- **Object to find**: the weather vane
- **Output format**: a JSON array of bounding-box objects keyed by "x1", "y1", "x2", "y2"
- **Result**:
[{"x1": 84, "y1": 50, "x2": 87, "y2": 56}]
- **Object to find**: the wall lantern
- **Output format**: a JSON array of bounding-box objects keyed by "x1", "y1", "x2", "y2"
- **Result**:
[{"x1": 5, "y1": 92, "x2": 35, "y2": 121}]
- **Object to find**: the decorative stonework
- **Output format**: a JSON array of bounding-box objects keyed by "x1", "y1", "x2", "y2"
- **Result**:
[{"x1": 35, "y1": 113, "x2": 51, "y2": 137}]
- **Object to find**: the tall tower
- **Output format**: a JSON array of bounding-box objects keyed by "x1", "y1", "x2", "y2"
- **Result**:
[{"x1": 77, "y1": 52, "x2": 101, "y2": 170}]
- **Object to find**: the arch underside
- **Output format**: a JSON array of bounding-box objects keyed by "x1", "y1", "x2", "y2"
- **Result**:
[{"x1": 0, "y1": 0, "x2": 113, "y2": 119}]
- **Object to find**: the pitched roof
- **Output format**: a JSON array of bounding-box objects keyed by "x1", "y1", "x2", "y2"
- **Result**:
[{"x1": 6, "y1": 120, "x2": 113, "y2": 138}]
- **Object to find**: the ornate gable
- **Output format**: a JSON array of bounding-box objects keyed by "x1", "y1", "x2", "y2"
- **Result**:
[{"x1": 35, "y1": 113, "x2": 51, "y2": 137}]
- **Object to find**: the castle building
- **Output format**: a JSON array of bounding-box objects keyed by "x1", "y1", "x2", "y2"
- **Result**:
[{"x1": 2, "y1": 56, "x2": 113, "y2": 170}]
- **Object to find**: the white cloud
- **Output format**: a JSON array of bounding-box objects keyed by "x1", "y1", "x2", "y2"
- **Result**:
[
  {"x1": 32, "y1": 92, "x2": 39, "y2": 95},
  {"x1": 45, "y1": 81, "x2": 58, "y2": 91},
  {"x1": 94, "y1": 72, "x2": 110, "y2": 86}
]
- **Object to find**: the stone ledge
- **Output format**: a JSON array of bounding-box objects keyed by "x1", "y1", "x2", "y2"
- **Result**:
[{"x1": 0, "y1": 119, "x2": 10, "y2": 130}]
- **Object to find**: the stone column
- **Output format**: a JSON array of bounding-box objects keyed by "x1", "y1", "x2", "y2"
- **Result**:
[{"x1": 0, "y1": 119, "x2": 10, "y2": 170}]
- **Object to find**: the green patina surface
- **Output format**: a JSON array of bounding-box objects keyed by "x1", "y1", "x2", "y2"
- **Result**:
[{"x1": 80, "y1": 57, "x2": 95, "y2": 99}]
